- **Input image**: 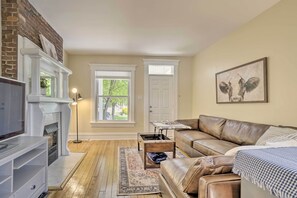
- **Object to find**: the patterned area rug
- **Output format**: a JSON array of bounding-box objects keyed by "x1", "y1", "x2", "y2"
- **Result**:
[{"x1": 118, "y1": 147, "x2": 185, "y2": 195}]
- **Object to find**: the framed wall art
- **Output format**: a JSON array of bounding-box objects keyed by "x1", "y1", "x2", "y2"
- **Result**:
[
  {"x1": 216, "y1": 57, "x2": 268, "y2": 104},
  {"x1": 39, "y1": 34, "x2": 58, "y2": 60}
]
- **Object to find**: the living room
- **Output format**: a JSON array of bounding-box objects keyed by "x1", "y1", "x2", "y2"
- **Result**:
[{"x1": 0, "y1": 0, "x2": 296, "y2": 198}]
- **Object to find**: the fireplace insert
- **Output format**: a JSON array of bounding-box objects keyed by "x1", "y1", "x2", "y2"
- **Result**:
[{"x1": 44, "y1": 122, "x2": 58, "y2": 165}]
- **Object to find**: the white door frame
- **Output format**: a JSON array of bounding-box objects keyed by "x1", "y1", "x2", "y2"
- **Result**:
[{"x1": 143, "y1": 59, "x2": 179, "y2": 132}]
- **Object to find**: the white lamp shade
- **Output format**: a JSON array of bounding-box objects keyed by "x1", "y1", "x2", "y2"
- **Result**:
[{"x1": 72, "y1": 88, "x2": 78, "y2": 93}]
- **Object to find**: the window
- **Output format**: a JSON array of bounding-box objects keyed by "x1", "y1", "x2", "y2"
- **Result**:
[
  {"x1": 148, "y1": 65, "x2": 174, "y2": 75},
  {"x1": 90, "y1": 64, "x2": 136, "y2": 127},
  {"x1": 96, "y1": 72, "x2": 129, "y2": 121}
]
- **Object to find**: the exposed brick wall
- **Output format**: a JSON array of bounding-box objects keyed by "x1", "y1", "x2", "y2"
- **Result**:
[
  {"x1": 1, "y1": 0, "x2": 19, "y2": 79},
  {"x1": 18, "y1": 0, "x2": 63, "y2": 61},
  {"x1": 1, "y1": 0, "x2": 63, "y2": 79}
]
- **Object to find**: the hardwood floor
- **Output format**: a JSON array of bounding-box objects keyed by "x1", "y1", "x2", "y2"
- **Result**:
[{"x1": 49, "y1": 140, "x2": 162, "y2": 198}]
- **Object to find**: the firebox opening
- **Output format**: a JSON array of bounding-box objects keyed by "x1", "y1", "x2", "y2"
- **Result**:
[{"x1": 44, "y1": 122, "x2": 59, "y2": 166}]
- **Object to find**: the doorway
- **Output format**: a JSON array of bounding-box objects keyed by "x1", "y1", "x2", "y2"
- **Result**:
[
  {"x1": 149, "y1": 75, "x2": 174, "y2": 131},
  {"x1": 143, "y1": 59, "x2": 179, "y2": 133}
]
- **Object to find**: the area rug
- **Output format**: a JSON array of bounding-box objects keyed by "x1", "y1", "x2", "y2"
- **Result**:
[
  {"x1": 118, "y1": 147, "x2": 186, "y2": 195},
  {"x1": 48, "y1": 152, "x2": 86, "y2": 190}
]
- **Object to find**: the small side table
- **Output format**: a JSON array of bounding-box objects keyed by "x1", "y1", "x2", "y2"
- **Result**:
[{"x1": 150, "y1": 121, "x2": 191, "y2": 136}]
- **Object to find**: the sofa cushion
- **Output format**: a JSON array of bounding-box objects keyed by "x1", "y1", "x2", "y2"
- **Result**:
[
  {"x1": 174, "y1": 132, "x2": 207, "y2": 158},
  {"x1": 199, "y1": 115, "x2": 226, "y2": 139},
  {"x1": 181, "y1": 156, "x2": 234, "y2": 194},
  {"x1": 175, "y1": 130, "x2": 217, "y2": 147},
  {"x1": 221, "y1": 119, "x2": 269, "y2": 145},
  {"x1": 193, "y1": 139, "x2": 239, "y2": 155},
  {"x1": 160, "y1": 158, "x2": 197, "y2": 197}
]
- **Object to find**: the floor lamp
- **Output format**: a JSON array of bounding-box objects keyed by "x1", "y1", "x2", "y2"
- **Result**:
[{"x1": 72, "y1": 88, "x2": 83, "y2": 143}]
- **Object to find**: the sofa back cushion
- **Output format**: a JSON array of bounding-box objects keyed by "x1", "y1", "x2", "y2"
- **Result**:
[
  {"x1": 199, "y1": 115, "x2": 226, "y2": 139},
  {"x1": 175, "y1": 119, "x2": 199, "y2": 130},
  {"x1": 181, "y1": 155, "x2": 234, "y2": 194},
  {"x1": 221, "y1": 119, "x2": 270, "y2": 145}
]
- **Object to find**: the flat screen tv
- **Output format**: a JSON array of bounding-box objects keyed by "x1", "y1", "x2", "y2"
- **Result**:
[{"x1": 0, "y1": 77, "x2": 25, "y2": 144}]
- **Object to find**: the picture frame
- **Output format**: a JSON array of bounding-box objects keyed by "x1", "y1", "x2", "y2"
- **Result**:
[
  {"x1": 39, "y1": 34, "x2": 58, "y2": 60},
  {"x1": 215, "y1": 57, "x2": 268, "y2": 104}
]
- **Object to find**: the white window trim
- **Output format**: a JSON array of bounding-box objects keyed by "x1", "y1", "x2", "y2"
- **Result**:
[
  {"x1": 143, "y1": 59, "x2": 179, "y2": 131},
  {"x1": 90, "y1": 64, "x2": 136, "y2": 127}
]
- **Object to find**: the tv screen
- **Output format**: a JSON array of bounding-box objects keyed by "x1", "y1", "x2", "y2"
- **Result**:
[{"x1": 0, "y1": 77, "x2": 25, "y2": 141}]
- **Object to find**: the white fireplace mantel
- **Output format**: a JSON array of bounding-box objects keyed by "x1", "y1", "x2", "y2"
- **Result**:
[
  {"x1": 20, "y1": 47, "x2": 72, "y2": 101},
  {"x1": 18, "y1": 36, "x2": 73, "y2": 157}
]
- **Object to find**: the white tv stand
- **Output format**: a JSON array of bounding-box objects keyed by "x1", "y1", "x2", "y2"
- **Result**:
[{"x1": 0, "y1": 136, "x2": 48, "y2": 198}]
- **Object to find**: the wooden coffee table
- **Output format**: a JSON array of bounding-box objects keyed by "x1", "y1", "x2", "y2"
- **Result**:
[{"x1": 137, "y1": 133, "x2": 175, "y2": 169}]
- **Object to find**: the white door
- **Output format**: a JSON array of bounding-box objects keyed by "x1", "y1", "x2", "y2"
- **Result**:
[{"x1": 149, "y1": 76, "x2": 175, "y2": 132}]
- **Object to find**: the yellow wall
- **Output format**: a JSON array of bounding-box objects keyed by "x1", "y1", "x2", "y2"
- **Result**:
[
  {"x1": 68, "y1": 55, "x2": 193, "y2": 136},
  {"x1": 63, "y1": 50, "x2": 69, "y2": 67},
  {"x1": 192, "y1": 0, "x2": 297, "y2": 126}
]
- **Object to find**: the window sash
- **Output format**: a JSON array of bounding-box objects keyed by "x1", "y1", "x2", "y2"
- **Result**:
[
  {"x1": 96, "y1": 78, "x2": 130, "y2": 96},
  {"x1": 96, "y1": 78, "x2": 130, "y2": 121},
  {"x1": 96, "y1": 96, "x2": 129, "y2": 121},
  {"x1": 148, "y1": 65, "x2": 174, "y2": 75},
  {"x1": 95, "y1": 71, "x2": 131, "y2": 78}
]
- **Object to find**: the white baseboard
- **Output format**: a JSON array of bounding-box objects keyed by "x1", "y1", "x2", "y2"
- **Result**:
[
  {"x1": 68, "y1": 132, "x2": 138, "y2": 140},
  {"x1": 68, "y1": 131, "x2": 174, "y2": 140}
]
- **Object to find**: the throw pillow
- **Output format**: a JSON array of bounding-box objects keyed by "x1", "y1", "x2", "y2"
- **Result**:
[
  {"x1": 224, "y1": 145, "x2": 270, "y2": 156},
  {"x1": 264, "y1": 132, "x2": 297, "y2": 143},
  {"x1": 266, "y1": 139, "x2": 297, "y2": 147},
  {"x1": 256, "y1": 126, "x2": 297, "y2": 145},
  {"x1": 181, "y1": 155, "x2": 234, "y2": 194}
]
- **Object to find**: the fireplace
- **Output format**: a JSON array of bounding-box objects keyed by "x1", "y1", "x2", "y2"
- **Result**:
[
  {"x1": 44, "y1": 122, "x2": 59, "y2": 165},
  {"x1": 18, "y1": 36, "x2": 73, "y2": 163}
]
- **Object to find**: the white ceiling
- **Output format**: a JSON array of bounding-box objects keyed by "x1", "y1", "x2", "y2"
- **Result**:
[{"x1": 29, "y1": 0, "x2": 280, "y2": 56}]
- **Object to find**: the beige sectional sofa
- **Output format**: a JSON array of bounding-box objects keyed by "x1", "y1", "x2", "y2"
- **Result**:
[
  {"x1": 159, "y1": 115, "x2": 272, "y2": 198},
  {"x1": 175, "y1": 115, "x2": 270, "y2": 157}
]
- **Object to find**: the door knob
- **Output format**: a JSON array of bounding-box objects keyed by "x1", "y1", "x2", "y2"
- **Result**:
[
  {"x1": 150, "y1": 110, "x2": 153, "y2": 112},
  {"x1": 31, "y1": 185, "x2": 36, "y2": 190}
]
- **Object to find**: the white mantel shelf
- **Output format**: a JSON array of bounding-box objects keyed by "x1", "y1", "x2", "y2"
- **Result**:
[
  {"x1": 20, "y1": 48, "x2": 72, "y2": 74},
  {"x1": 27, "y1": 95, "x2": 73, "y2": 103}
]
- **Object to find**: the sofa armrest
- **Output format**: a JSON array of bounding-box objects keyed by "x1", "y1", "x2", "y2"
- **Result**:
[
  {"x1": 175, "y1": 119, "x2": 199, "y2": 130},
  {"x1": 199, "y1": 174, "x2": 240, "y2": 198}
]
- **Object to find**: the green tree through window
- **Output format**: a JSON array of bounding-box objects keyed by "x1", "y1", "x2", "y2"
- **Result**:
[{"x1": 97, "y1": 79, "x2": 129, "y2": 121}]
